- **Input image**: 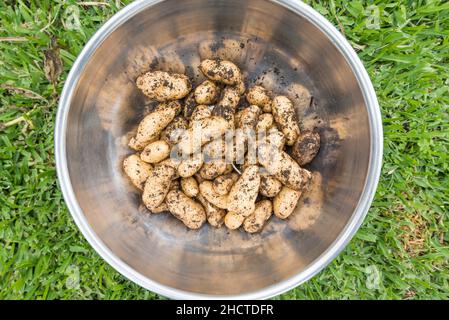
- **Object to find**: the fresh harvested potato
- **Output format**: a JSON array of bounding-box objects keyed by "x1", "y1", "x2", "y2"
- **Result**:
[
  {"x1": 273, "y1": 186, "x2": 302, "y2": 219},
  {"x1": 291, "y1": 130, "x2": 321, "y2": 166},
  {"x1": 243, "y1": 200, "x2": 273, "y2": 233},
  {"x1": 166, "y1": 190, "x2": 206, "y2": 229},
  {"x1": 237, "y1": 105, "x2": 261, "y2": 131},
  {"x1": 259, "y1": 175, "x2": 282, "y2": 197},
  {"x1": 227, "y1": 165, "x2": 260, "y2": 216},
  {"x1": 258, "y1": 142, "x2": 312, "y2": 191},
  {"x1": 246, "y1": 86, "x2": 272, "y2": 112},
  {"x1": 199, "y1": 59, "x2": 242, "y2": 85},
  {"x1": 130, "y1": 101, "x2": 181, "y2": 150},
  {"x1": 140, "y1": 140, "x2": 170, "y2": 163},
  {"x1": 194, "y1": 80, "x2": 220, "y2": 105},
  {"x1": 183, "y1": 91, "x2": 197, "y2": 119},
  {"x1": 271, "y1": 96, "x2": 300, "y2": 146},
  {"x1": 142, "y1": 164, "x2": 176, "y2": 210},
  {"x1": 158, "y1": 157, "x2": 181, "y2": 170},
  {"x1": 177, "y1": 116, "x2": 228, "y2": 155},
  {"x1": 196, "y1": 194, "x2": 226, "y2": 227},
  {"x1": 212, "y1": 86, "x2": 241, "y2": 127},
  {"x1": 224, "y1": 211, "x2": 245, "y2": 230},
  {"x1": 150, "y1": 202, "x2": 168, "y2": 214},
  {"x1": 266, "y1": 127, "x2": 286, "y2": 149},
  {"x1": 178, "y1": 153, "x2": 204, "y2": 177},
  {"x1": 256, "y1": 113, "x2": 274, "y2": 132},
  {"x1": 123, "y1": 154, "x2": 153, "y2": 190},
  {"x1": 199, "y1": 181, "x2": 229, "y2": 209},
  {"x1": 181, "y1": 177, "x2": 199, "y2": 198},
  {"x1": 136, "y1": 71, "x2": 191, "y2": 102},
  {"x1": 160, "y1": 116, "x2": 188, "y2": 145},
  {"x1": 190, "y1": 105, "x2": 212, "y2": 123},
  {"x1": 213, "y1": 172, "x2": 239, "y2": 195},
  {"x1": 199, "y1": 160, "x2": 228, "y2": 180}
]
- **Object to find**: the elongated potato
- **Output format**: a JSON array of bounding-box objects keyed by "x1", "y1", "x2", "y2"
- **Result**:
[
  {"x1": 227, "y1": 165, "x2": 260, "y2": 216},
  {"x1": 130, "y1": 101, "x2": 181, "y2": 150},
  {"x1": 199, "y1": 160, "x2": 228, "y2": 180},
  {"x1": 256, "y1": 113, "x2": 274, "y2": 132},
  {"x1": 181, "y1": 177, "x2": 199, "y2": 198},
  {"x1": 136, "y1": 71, "x2": 191, "y2": 102},
  {"x1": 199, "y1": 59, "x2": 242, "y2": 85},
  {"x1": 140, "y1": 140, "x2": 170, "y2": 163},
  {"x1": 273, "y1": 186, "x2": 302, "y2": 219},
  {"x1": 212, "y1": 86, "x2": 241, "y2": 127},
  {"x1": 177, "y1": 116, "x2": 228, "y2": 155},
  {"x1": 213, "y1": 172, "x2": 239, "y2": 195},
  {"x1": 178, "y1": 153, "x2": 204, "y2": 177},
  {"x1": 246, "y1": 86, "x2": 272, "y2": 112},
  {"x1": 224, "y1": 211, "x2": 245, "y2": 230},
  {"x1": 259, "y1": 175, "x2": 282, "y2": 197},
  {"x1": 291, "y1": 130, "x2": 321, "y2": 166},
  {"x1": 166, "y1": 190, "x2": 206, "y2": 229},
  {"x1": 237, "y1": 105, "x2": 261, "y2": 131},
  {"x1": 243, "y1": 200, "x2": 273, "y2": 233},
  {"x1": 271, "y1": 96, "x2": 300, "y2": 146},
  {"x1": 142, "y1": 164, "x2": 176, "y2": 210},
  {"x1": 123, "y1": 154, "x2": 153, "y2": 190},
  {"x1": 190, "y1": 105, "x2": 212, "y2": 123},
  {"x1": 160, "y1": 116, "x2": 188, "y2": 145},
  {"x1": 196, "y1": 194, "x2": 226, "y2": 227},
  {"x1": 258, "y1": 142, "x2": 311, "y2": 191},
  {"x1": 266, "y1": 127, "x2": 286, "y2": 149},
  {"x1": 199, "y1": 181, "x2": 228, "y2": 209},
  {"x1": 158, "y1": 157, "x2": 181, "y2": 170},
  {"x1": 194, "y1": 80, "x2": 220, "y2": 105}
]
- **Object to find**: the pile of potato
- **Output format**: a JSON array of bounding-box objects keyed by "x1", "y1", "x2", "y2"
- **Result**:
[{"x1": 123, "y1": 58, "x2": 320, "y2": 233}]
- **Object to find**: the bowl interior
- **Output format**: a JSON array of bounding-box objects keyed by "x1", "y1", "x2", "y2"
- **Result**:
[{"x1": 64, "y1": 0, "x2": 371, "y2": 296}]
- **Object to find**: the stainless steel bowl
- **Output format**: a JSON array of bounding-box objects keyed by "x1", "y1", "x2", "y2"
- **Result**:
[{"x1": 55, "y1": 0, "x2": 382, "y2": 299}]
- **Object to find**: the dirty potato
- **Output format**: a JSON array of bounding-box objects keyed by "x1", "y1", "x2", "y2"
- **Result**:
[
  {"x1": 213, "y1": 172, "x2": 239, "y2": 195},
  {"x1": 199, "y1": 180, "x2": 229, "y2": 209},
  {"x1": 256, "y1": 113, "x2": 274, "y2": 132},
  {"x1": 136, "y1": 70, "x2": 191, "y2": 102},
  {"x1": 183, "y1": 91, "x2": 197, "y2": 119},
  {"x1": 142, "y1": 164, "x2": 176, "y2": 210},
  {"x1": 178, "y1": 153, "x2": 204, "y2": 177},
  {"x1": 150, "y1": 202, "x2": 168, "y2": 214},
  {"x1": 246, "y1": 85, "x2": 272, "y2": 112},
  {"x1": 259, "y1": 175, "x2": 282, "y2": 197},
  {"x1": 166, "y1": 190, "x2": 206, "y2": 229},
  {"x1": 224, "y1": 211, "x2": 245, "y2": 230},
  {"x1": 130, "y1": 101, "x2": 181, "y2": 150},
  {"x1": 291, "y1": 130, "x2": 321, "y2": 166},
  {"x1": 181, "y1": 176, "x2": 199, "y2": 197},
  {"x1": 199, "y1": 59, "x2": 242, "y2": 85},
  {"x1": 199, "y1": 160, "x2": 228, "y2": 180},
  {"x1": 227, "y1": 165, "x2": 260, "y2": 216},
  {"x1": 266, "y1": 127, "x2": 286, "y2": 149},
  {"x1": 190, "y1": 105, "x2": 212, "y2": 123},
  {"x1": 271, "y1": 96, "x2": 300, "y2": 145},
  {"x1": 273, "y1": 186, "x2": 302, "y2": 219},
  {"x1": 194, "y1": 80, "x2": 220, "y2": 105},
  {"x1": 212, "y1": 86, "x2": 241, "y2": 128},
  {"x1": 160, "y1": 116, "x2": 189, "y2": 145},
  {"x1": 140, "y1": 140, "x2": 170, "y2": 163},
  {"x1": 196, "y1": 194, "x2": 226, "y2": 227},
  {"x1": 236, "y1": 105, "x2": 261, "y2": 131},
  {"x1": 123, "y1": 154, "x2": 153, "y2": 190},
  {"x1": 243, "y1": 200, "x2": 273, "y2": 233}
]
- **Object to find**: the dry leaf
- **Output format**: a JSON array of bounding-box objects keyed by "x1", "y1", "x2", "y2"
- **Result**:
[{"x1": 43, "y1": 38, "x2": 63, "y2": 84}]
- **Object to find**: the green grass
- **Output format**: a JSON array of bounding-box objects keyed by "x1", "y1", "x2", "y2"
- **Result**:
[{"x1": 0, "y1": 0, "x2": 448, "y2": 300}]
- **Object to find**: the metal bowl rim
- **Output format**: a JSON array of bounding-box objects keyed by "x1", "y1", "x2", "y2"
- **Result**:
[{"x1": 54, "y1": 0, "x2": 383, "y2": 300}]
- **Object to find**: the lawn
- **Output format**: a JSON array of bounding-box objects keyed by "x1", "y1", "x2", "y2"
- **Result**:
[{"x1": 0, "y1": 0, "x2": 448, "y2": 299}]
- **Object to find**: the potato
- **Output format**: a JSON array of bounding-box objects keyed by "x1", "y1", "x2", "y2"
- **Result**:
[
  {"x1": 236, "y1": 105, "x2": 261, "y2": 131},
  {"x1": 140, "y1": 140, "x2": 170, "y2": 163},
  {"x1": 291, "y1": 130, "x2": 321, "y2": 166},
  {"x1": 194, "y1": 80, "x2": 220, "y2": 105},
  {"x1": 236, "y1": 77, "x2": 246, "y2": 95},
  {"x1": 166, "y1": 190, "x2": 206, "y2": 229},
  {"x1": 243, "y1": 200, "x2": 273, "y2": 233},
  {"x1": 256, "y1": 113, "x2": 274, "y2": 133},
  {"x1": 196, "y1": 194, "x2": 226, "y2": 227},
  {"x1": 258, "y1": 142, "x2": 312, "y2": 191},
  {"x1": 199, "y1": 59, "x2": 242, "y2": 85},
  {"x1": 259, "y1": 175, "x2": 282, "y2": 197},
  {"x1": 273, "y1": 186, "x2": 302, "y2": 219},
  {"x1": 158, "y1": 157, "x2": 181, "y2": 170},
  {"x1": 199, "y1": 160, "x2": 228, "y2": 180},
  {"x1": 177, "y1": 116, "x2": 228, "y2": 155},
  {"x1": 150, "y1": 202, "x2": 168, "y2": 214},
  {"x1": 181, "y1": 177, "x2": 199, "y2": 198},
  {"x1": 183, "y1": 91, "x2": 197, "y2": 119},
  {"x1": 212, "y1": 86, "x2": 241, "y2": 127},
  {"x1": 199, "y1": 181, "x2": 228, "y2": 209},
  {"x1": 123, "y1": 154, "x2": 153, "y2": 190},
  {"x1": 266, "y1": 127, "x2": 286, "y2": 149},
  {"x1": 271, "y1": 96, "x2": 300, "y2": 146},
  {"x1": 213, "y1": 172, "x2": 239, "y2": 195},
  {"x1": 136, "y1": 70, "x2": 191, "y2": 102},
  {"x1": 246, "y1": 85, "x2": 271, "y2": 112},
  {"x1": 130, "y1": 101, "x2": 181, "y2": 150},
  {"x1": 224, "y1": 211, "x2": 245, "y2": 230},
  {"x1": 227, "y1": 165, "x2": 260, "y2": 216},
  {"x1": 178, "y1": 153, "x2": 204, "y2": 177},
  {"x1": 190, "y1": 105, "x2": 212, "y2": 123},
  {"x1": 160, "y1": 116, "x2": 188, "y2": 145},
  {"x1": 142, "y1": 164, "x2": 176, "y2": 210}
]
